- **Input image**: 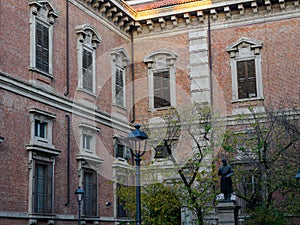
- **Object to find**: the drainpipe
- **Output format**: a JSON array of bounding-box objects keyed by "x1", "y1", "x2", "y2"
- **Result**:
[
  {"x1": 64, "y1": 114, "x2": 71, "y2": 206},
  {"x1": 208, "y1": 14, "x2": 213, "y2": 106},
  {"x1": 130, "y1": 29, "x2": 135, "y2": 124},
  {"x1": 64, "y1": 0, "x2": 70, "y2": 96}
]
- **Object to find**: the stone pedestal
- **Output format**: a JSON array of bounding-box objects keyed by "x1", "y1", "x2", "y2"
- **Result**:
[{"x1": 215, "y1": 201, "x2": 240, "y2": 225}]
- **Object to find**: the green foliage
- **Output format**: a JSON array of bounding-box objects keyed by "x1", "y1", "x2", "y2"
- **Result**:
[
  {"x1": 221, "y1": 105, "x2": 300, "y2": 213},
  {"x1": 117, "y1": 182, "x2": 181, "y2": 225},
  {"x1": 243, "y1": 207, "x2": 290, "y2": 225}
]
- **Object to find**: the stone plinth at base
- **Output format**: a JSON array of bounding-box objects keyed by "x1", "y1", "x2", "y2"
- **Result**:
[{"x1": 215, "y1": 201, "x2": 240, "y2": 225}]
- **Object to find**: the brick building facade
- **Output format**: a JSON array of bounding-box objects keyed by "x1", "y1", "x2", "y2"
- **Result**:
[{"x1": 0, "y1": 0, "x2": 299, "y2": 224}]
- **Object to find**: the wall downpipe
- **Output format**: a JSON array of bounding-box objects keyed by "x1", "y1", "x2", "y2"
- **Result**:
[
  {"x1": 208, "y1": 13, "x2": 213, "y2": 106},
  {"x1": 64, "y1": 0, "x2": 70, "y2": 96},
  {"x1": 130, "y1": 29, "x2": 136, "y2": 124},
  {"x1": 64, "y1": 114, "x2": 71, "y2": 206}
]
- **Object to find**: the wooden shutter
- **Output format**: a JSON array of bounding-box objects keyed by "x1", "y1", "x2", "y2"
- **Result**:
[
  {"x1": 154, "y1": 71, "x2": 171, "y2": 108},
  {"x1": 237, "y1": 59, "x2": 257, "y2": 99},
  {"x1": 36, "y1": 22, "x2": 49, "y2": 73},
  {"x1": 115, "y1": 68, "x2": 124, "y2": 105},
  {"x1": 82, "y1": 49, "x2": 93, "y2": 92}
]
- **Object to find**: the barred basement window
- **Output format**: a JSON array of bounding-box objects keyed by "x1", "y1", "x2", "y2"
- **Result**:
[
  {"x1": 33, "y1": 161, "x2": 53, "y2": 214},
  {"x1": 83, "y1": 169, "x2": 97, "y2": 216},
  {"x1": 154, "y1": 70, "x2": 171, "y2": 108}
]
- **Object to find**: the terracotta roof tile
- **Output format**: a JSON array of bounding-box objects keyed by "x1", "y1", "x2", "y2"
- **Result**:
[{"x1": 132, "y1": 0, "x2": 200, "y2": 12}]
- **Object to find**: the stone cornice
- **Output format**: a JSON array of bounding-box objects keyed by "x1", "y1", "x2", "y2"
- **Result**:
[{"x1": 73, "y1": 0, "x2": 299, "y2": 36}]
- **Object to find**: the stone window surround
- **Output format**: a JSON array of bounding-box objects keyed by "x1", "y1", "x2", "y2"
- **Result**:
[
  {"x1": 29, "y1": 0, "x2": 59, "y2": 78},
  {"x1": 227, "y1": 37, "x2": 263, "y2": 102},
  {"x1": 29, "y1": 108, "x2": 56, "y2": 150},
  {"x1": 144, "y1": 50, "x2": 178, "y2": 111},
  {"x1": 76, "y1": 24, "x2": 102, "y2": 95},
  {"x1": 78, "y1": 123, "x2": 100, "y2": 155},
  {"x1": 111, "y1": 48, "x2": 130, "y2": 108},
  {"x1": 28, "y1": 151, "x2": 55, "y2": 216}
]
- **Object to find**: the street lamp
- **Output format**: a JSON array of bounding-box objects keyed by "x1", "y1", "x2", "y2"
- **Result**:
[
  {"x1": 75, "y1": 186, "x2": 84, "y2": 225},
  {"x1": 127, "y1": 124, "x2": 148, "y2": 225}
]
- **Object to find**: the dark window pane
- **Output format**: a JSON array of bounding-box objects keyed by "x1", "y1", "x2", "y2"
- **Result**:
[
  {"x1": 237, "y1": 60, "x2": 257, "y2": 99},
  {"x1": 115, "y1": 68, "x2": 124, "y2": 105},
  {"x1": 117, "y1": 183, "x2": 129, "y2": 218},
  {"x1": 34, "y1": 120, "x2": 47, "y2": 138},
  {"x1": 33, "y1": 162, "x2": 52, "y2": 214},
  {"x1": 154, "y1": 71, "x2": 170, "y2": 108},
  {"x1": 84, "y1": 170, "x2": 97, "y2": 216},
  {"x1": 36, "y1": 22, "x2": 49, "y2": 73},
  {"x1": 82, "y1": 49, "x2": 93, "y2": 92}
]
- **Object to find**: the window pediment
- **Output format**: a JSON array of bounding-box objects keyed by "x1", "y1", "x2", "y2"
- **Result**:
[
  {"x1": 144, "y1": 50, "x2": 177, "y2": 69},
  {"x1": 111, "y1": 48, "x2": 130, "y2": 68},
  {"x1": 226, "y1": 37, "x2": 263, "y2": 58},
  {"x1": 29, "y1": 0, "x2": 59, "y2": 24},
  {"x1": 76, "y1": 24, "x2": 102, "y2": 49}
]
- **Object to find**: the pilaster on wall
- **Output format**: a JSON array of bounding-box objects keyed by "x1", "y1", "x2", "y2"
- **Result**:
[{"x1": 189, "y1": 29, "x2": 210, "y2": 105}]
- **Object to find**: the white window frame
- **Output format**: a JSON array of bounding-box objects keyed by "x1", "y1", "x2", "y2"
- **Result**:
[
  {"x1": 79, "y1": 123, "x2": 100, "y2": 154},
  {"x1": 76, "y1": 24, "x2": 101, "y2": 95},
  {"x1": 111, "y1": 48, "x2": 130, "y2": 108},
  {"x1": 227, "y1": 37, "x2": 263, "y2": 102},
  {"x1": 29, "y1": 0, "x2": 59, "y2": 77},
  {"x1": 29, "y1": 108, "x2": 56, "y2": 149},
  {"x1": 144, "y1": 50, "x2": 177, "y2": 111}
]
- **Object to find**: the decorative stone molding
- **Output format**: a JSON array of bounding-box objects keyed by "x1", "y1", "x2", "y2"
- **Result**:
[
  {"x1": 75, "y1": 24, "x2": 102, "y2": 49},
  {"x1": 28, "y1": 0, "x2": 59, "y2": 24}
]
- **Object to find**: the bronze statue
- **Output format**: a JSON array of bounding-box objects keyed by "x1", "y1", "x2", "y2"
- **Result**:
[{"x1": 218, "y1": 158, "x2": 234, "y2": 201}]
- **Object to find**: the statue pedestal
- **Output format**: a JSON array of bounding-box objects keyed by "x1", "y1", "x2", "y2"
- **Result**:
[{"x1": 215, "y1": 201, "x2": 240, "y2": 225}]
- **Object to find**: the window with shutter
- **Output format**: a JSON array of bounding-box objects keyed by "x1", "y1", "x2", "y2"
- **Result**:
[
  {"x1": 237, "y1": 60, "x2": 257, "y2": 99},
  {"x1": 83, "y1": 169, "x2": 97, "y2": 216},
  {"x1": 82, "y1": 49, "x2": 93, "y2": 92},
  {"x1": 154, "y1": 71, "x2": 171, "y2": 108},
  {"x1": 35, "y1": 22, "x2": 49, "y2": 73},
  {"x1": 115, "y1": 68, "x2": 124, "y2": 106}
]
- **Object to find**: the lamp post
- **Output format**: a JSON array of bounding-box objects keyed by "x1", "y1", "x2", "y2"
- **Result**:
[
  {"x1": 75, "y1": 186, "x2": 84, "y2": 225},
  {"x1": 127, "y1": 124, "x2": 148, "y2": 225}
]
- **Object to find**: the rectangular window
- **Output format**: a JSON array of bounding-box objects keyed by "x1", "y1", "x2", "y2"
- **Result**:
[
  {"x1": 34, "y1": 120, "x2": 47, "y2": 139},
  {"x1": 114, "y1": 142, "x2": 130, "y2": 160},
  {"x1": 237, "y1": 60, "x2": 257, "y2": 99},
  {"x1": 33, "y1": 162, "x2": 53, "y2": 214},
  {"x1": 117, "y1": 183, "x2": 129, "y2": 218},
  {"x1": 83, "y1": 134, "x2": 92, "y2": 150},
  {"x1": 115, "y1": 68, "x2": 124, "y2": 106},
  {"x1": 84, "y1": 170, "x2": 97, "y2": 216},
  {"x1": 154, "y1": 71, "x2": 171, "y2": 108},
  {"x1": 36, "y1": 21, "x2": 49, "y2": 73},
  {"x1": 82, "y1": 49, "x2": 93, "y2": 92}
]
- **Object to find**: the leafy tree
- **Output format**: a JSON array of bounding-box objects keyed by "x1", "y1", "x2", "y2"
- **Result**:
[
  {"x1": 222, "y1": 104, "x2": 300, "y2": 218},
  {"x1": 143, "y1": 104, "x2": 217, "y2": 225},
  {"x1": 117, "y1": 182, "x2": 182, "y2": 225}
]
